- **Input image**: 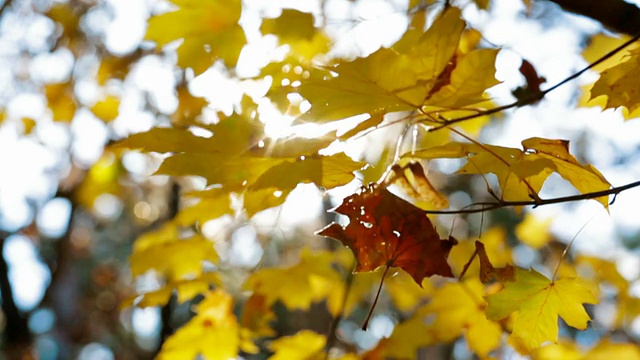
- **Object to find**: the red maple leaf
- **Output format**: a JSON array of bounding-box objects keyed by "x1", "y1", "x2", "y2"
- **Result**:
[{"x1": 317, "y1": 184, "x2": 456, "y2": 286}]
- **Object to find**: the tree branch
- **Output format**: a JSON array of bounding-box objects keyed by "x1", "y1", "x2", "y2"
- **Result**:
[
  {"x1": 428, "y1": 32, "x2": 640, "y2": 132},
  {"x1": 546, "y1": 0, "x2": 640, "y2": 36},
  {"x1": 423, "y1": 179, "x2": 640, "y2": 215}
]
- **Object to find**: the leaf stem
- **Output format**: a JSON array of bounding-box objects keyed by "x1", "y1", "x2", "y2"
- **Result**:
[{"x1": 362, "y1": 265, "x2": 390, "y2": 331}]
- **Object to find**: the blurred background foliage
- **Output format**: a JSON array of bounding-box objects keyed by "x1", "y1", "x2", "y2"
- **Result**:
[{"x1": 0, "y1": 0, "x2": 639, "y2": 359}]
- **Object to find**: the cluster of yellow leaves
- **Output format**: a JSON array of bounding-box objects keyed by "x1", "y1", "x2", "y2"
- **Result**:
[
  {"x1": 289, "y1": 7, "x2": 499, "y2": 124},
  {"x1": 114, "y1": 3, "x2": 640, "y2": 360},
  {"x1": 124, "y1": 222, "x2": 220, "y2": 308},
  {"x1": 404, "y1": 137, "x2": 611, "y2": 209},
  {"x1": 116, "y1": 104, "x2": 365, "y2": 217},
  {"x1": 585, "y1": 34, "x2": 640, "y2": 118},
  {"x1": 157, "y1": 289, "x2": 258, "y2": 360}
]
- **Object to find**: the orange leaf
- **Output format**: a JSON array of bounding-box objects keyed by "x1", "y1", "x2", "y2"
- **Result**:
[{"x1": 317, "y1": 184, "x2": 456, "y2": 285}]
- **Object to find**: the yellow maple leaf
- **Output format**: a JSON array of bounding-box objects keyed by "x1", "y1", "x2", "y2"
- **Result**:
[
  {"x1": 409, "y1": 7, "x2": 465, "y2": 83},
  {"x1": 176, "y1": 189, "x2": 232, "y2": 226},
  {"x1": 145, "y1": 0, "x2": 246, "y2": 74},
  {"x1": 250, "y1": 153, "x2": 366, "y2": 191},
  {"x1": 125, "y1": 272, "x2": 220, "y2": 308},
  {"x1": 364, "y1": 314, "x2": 434, "y2": 360},
  {"x1": 521, "y1": 137, "x2": 611, "y2": 208},
  {"x1": 241, "y1": 294, "x2": 277, "y2": 338},
  {"x1": 486, "y1": 268, "x2": 598, "y2": 353},
  {"x1": 296, "y1": 7, "x2": 499, "y2": 123},
  {"x1": 157, "y1": 289, "x2": 257, "y2": 360},
  {"x1": 130, "y1": 234, "x2": 219, "y2": 281},
  {"x1": 425, "y1": 49, "x2": 500, "y2": 108},
  {"x1": 590, "y1": 48, "x2": 640, "y2": 115},
  {"x1": 297, "y1": 48, "x2": 422, "y2": 122},
  {"x1": 261, "y1": 9, "x2": 316, "y2": 44},
  {"x1": 405, "y1": 137, "x2": 611, "y2": 210},
  {"x1": 516, "y1": 213, "x2": 553, "y2": 248},
  {"x1": 419, "y1": 279, "x2": 502, "y2": 357},
  {"x1": 171, "y1": 85, "x2": 209, "y2": 125},
  {"x1": 269, "y1": 330, "x2": 326, "y2": 360},
  {"x1": 244, "y1": 249, "x2": 344, "y2": 311}
]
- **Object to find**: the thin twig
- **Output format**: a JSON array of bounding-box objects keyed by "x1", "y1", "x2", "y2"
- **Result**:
[
  {"x1": 429, "y1": 32, "x2": 640, "y2": 131},
  {"x1": 422, "y1": 179, "x2": 640, "y2": 215},
  {"x1": 0, "y1": 0, "x2": 14, "y2": 18}
]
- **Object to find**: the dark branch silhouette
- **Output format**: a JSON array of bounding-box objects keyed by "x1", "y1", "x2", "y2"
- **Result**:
[{"x1": 423, "y1": 179, "x2": 640, "y2": 215}]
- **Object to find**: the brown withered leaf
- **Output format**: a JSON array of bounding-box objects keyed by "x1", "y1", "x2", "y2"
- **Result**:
[
  {"x1": 317, "y1": 184, "x2": 456, "y2": 286},
  {"x1": 476, "y1": 241, "x2": 515, "y2": 283}
]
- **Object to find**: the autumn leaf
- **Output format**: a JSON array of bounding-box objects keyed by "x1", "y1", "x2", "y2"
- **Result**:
[
  {"x1": 522, "y1": 137, "x2": 611, "y2": 207},
  {"x1": 130, "y1": 233, "x2": 219, "y2": 282},
  {"x1": 261, "y1": 10, "x2": 316, "y2": 44},
  {"x1": 241, "y1": 294, "x2": 277, "y2": 338},
  {"x1": 296, "y1": 48, "x2": 422, "y2": 122},
  {"x1": 172, "y1": 85, "x2": 209, "y2": 125},
  {"x1": 405, "y1": 137, "x2": 611, "y2": 209},
  {"x1": 590, "y1": 48, "x2": 640, "y2": 114},
  {"x1": 512, "y1": 59, "x2": 546, "y2": 103},
  {"x1": 418, "y1": 279, "x2": 502, "y2": 357},
  {"x1": 424, "y1": 48, "x2": 500, "y2": 107},
  {"x1": 268, "y1": 330, "x2": 325, "y2": 360},
  {"x1": 475, "y1": 241, "x2": 515, "y2": 283},
  {"x1": 516, "y1": 213, "x2": 553, "y2": 248},
  {"x1": 157, "y1": 289, "x2": 258, "y2": 360},
  {"x1": 125, "y1": 272, "x2": 220, "y2": 308},
  {"x1": 317, "y1": 184, "x2": 456, "y2": 285},
  {"x1": 364, "y1": 314, "x2": 434, "y2": 359},
  {"x1": 175, "y1": 189, "x2": 233, "y2": 226},
  {"x1": 486, "y1": 268, "x2": 598, "y2": 353},
  {"x1": 145, "y1": 0, "x2": 246, "y2": 74},
  {"x1": 381, "y1": 161, "x2": 449, "y2": 209},
  {"x1": 243, "y1": 249, "x2": 345, "y2": 311}
]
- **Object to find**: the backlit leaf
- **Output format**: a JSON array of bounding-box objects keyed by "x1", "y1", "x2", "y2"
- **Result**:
[
  {"x1": 261, "y1": 10, "x2": 316, "y2": 43},
  {"x1": 590, "y1": 49, "x2": 640, "y2": 115},
  {"x1": 406, "y1": 138, "x2": 611, "y2": 209},
  {"x1": 516, "y1": 213, "x2": 553, "y2": 248},
  {"x1": 157, "y1": 289, "x2": 257, "y2": 360},
  {"x1": 156, "y1": 153, "x2": 282, "y2": 189},
  {"x1": 486, "y1": 268, "x2": 598, "y2": 353},
  {"x1": 419, "y1": 279, "x2": 502, "y2": 357},
  {"x1": 145, "y1": 0, "x2": 246, "y2": 73},
  {"x1": 250, "y1": 153, "x2": 364, "y2": 190},
  {"x1": 243, "y1": 249, "x2": 344, "y2": 310},
  {"x1": 425, "y1": 49, "x2": 500, "y2": 107},
  {"x1": 268, "y1": 330, "x2": 325, "y2": 360},
  {"x1": 130, "y1": 234, "x2": 218, "y2": 281},
  {"x1": 317, "y1": 184, "x2": 456, "y2": 285}
]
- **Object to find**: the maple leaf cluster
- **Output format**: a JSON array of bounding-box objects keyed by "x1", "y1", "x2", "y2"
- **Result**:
[{"x1": 12, "y1": 0, "x2": 640, "y2": 359}]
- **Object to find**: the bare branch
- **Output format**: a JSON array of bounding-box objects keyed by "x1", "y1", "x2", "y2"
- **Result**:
[
  {"x1": 547, "y1": 0, "x2": 640, "y2": 36},
  {"x1": 423, "y1": 179, "x2": 640, "y2": 215}
]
